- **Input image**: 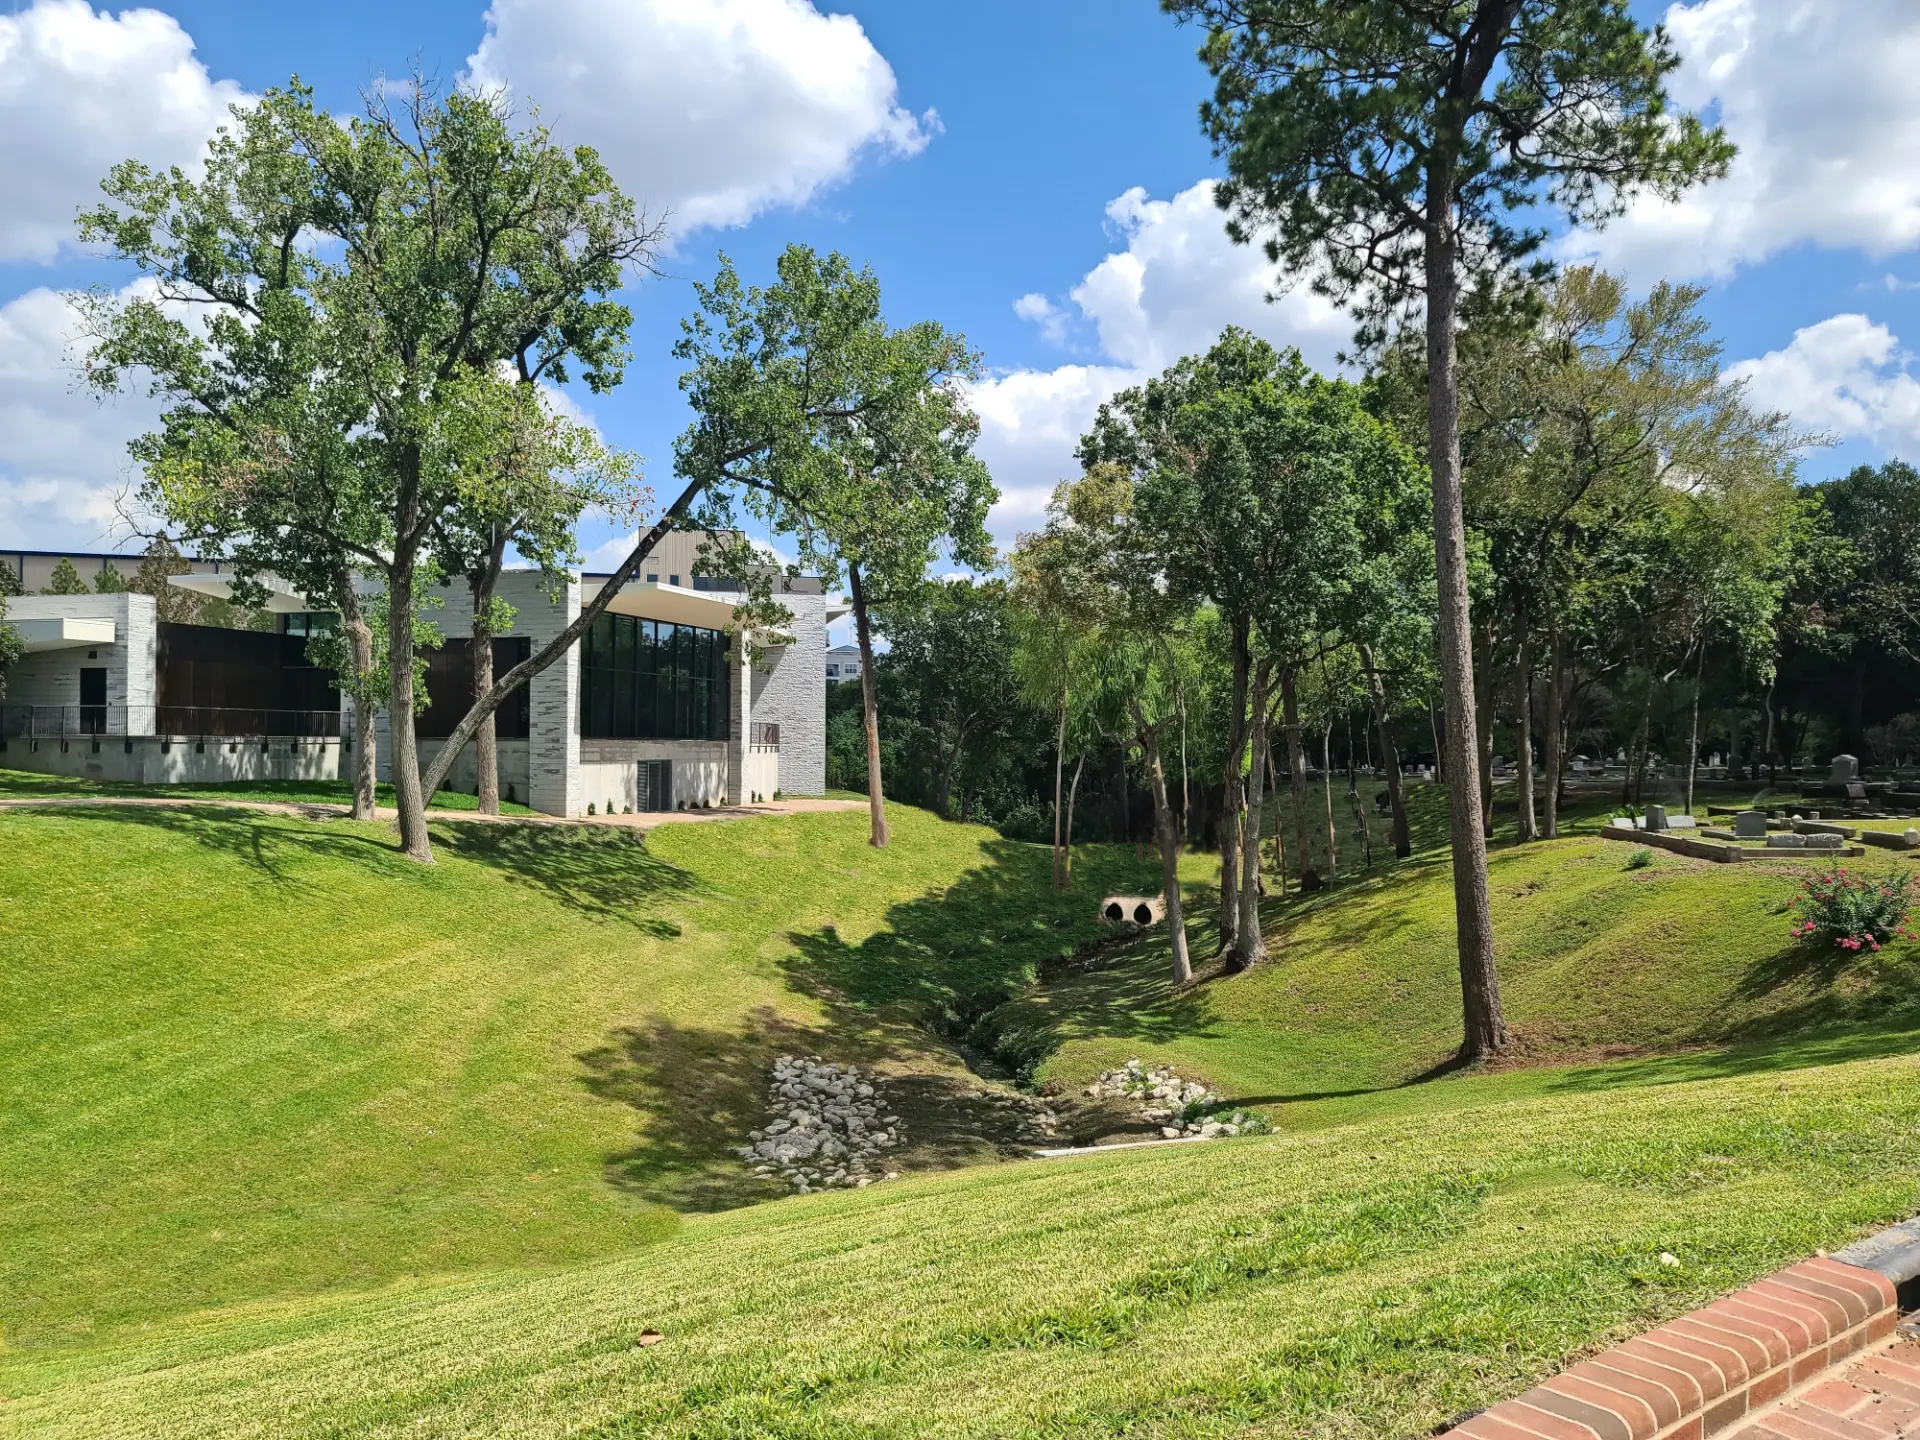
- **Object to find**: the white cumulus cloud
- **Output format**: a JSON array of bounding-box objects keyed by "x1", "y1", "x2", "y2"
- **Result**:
[
  {"x1": 464, "y1": 0, "x2": 932, "y2": 234},
  {"x1": 1726, "y1": 314, "x2": 1920, "y2": 457},
  {"x1": 1564, "y1": 0, "x2": 1920, "y2": 281},
  {"x1": 977, "y1": 179, "x2": 1352, "y2": 541},
  {"x1": 0, "y1": 284, "x2": 165, "y2": 551},
  {"x1": 0, "y1": 0, "x2": 245, "y2": 264}
]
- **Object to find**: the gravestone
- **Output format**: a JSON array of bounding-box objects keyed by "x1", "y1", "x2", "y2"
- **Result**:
[
  {"x1": 1767, "y1": 833, "x2": 1808, "y2": 848},
  {"x1": 1644, "y1": 804, "x2": 1669, "y2": 832},
  {"x1": 1805, "y1": 833, "x2": 1846, "y2": 850},
  {"x1": 1734, "y1": 810, "x2": 1768, "y2": 839},
  {"x1": 1845, "y1": 782, "x2": 1868, "y2": 803},
  {"x1": 1829, "y1": 754, "x2": 1860, "y2": 786}
]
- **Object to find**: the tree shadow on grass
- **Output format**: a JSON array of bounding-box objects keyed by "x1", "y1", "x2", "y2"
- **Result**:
[
  {"x1": 435, "y1": 823, "x2": 695, "y2": 934},
  {"x1": 580, "y1": 1007, "x2": 1065, "y2": 1213},
  {"x1": 19, "y1": 802, "x2": 408, "y2": 889}
]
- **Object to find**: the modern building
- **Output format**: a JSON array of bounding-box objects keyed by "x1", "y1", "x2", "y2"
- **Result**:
[
  {"x1": 0, "y1": 538, "x2": 840, "y2": 815},
  {"x1": 825, "y1": 644, "x2": 863, "y2": 683}
]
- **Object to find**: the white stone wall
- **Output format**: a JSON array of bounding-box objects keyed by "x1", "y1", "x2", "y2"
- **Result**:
[
  {"x1": 750, "y1": 591, "x2": 827, "y2": 796},
  {"x1": 0, "y1": 733, "x2": 339, "y2": 784},
  {"x1": 1, "y1": 593, "x2": 156, "y2": 730}
]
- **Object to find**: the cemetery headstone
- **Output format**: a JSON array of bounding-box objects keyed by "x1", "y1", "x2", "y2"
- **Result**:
[
  {"x1": 1734, "y1": 810, "x2": 1768, "y2": 839},
  {"x1": 1644, "y1": 804, "x2": 1669, "y2": 832},
  {"x1": 1829, "y1": 754, "x2": 1860, "y2": 786},
  {"x1": 1767, "y1": 833, "x2": 1808, "y2": 848}
]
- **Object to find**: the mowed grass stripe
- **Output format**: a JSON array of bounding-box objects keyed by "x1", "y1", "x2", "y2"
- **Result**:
[{"x1": 5, "y1": 1054, "x2": 1917, "y2": 1437}]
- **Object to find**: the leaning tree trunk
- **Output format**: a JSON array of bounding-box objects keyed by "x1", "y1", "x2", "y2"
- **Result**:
[
  {"x1": 1280, "y1": 666, "x2": 1316, "y2": 886},
  {"x1": 847, "y1": 560, "x2": 889, "y2": 849},
  {"x1": 1515, "y1": 612, "x2": 1537, "y2": 843},
  {"x1": 1136, "y1": 719, "x2": 1192, "y2": 986},
  {"x1": 1063, "y1": 753, "x2": 1085, "y2": 888},
  {"x1": 1474, "y1": 627, "x2": 1496, "y2": 840},
  {"x1": 1233, "y1": 661, "x2": 1274, "y2": 971},
  {"x1": 330, "y1": 570, "x2": 379, "y2": 823},
  {"x1": 1543, "y1": 620, "x2": 1566, "y2": 839},
  {"x1": 1424, "y1": 214, "x2": 1505, "y2": 1058},
  {"x1": 1360, "y1": 644, "x2": 1410, "y2": 858}
]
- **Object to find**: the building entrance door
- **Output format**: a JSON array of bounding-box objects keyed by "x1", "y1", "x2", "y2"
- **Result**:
[{"x1": 79, "y1": 668, "x2": 106, "y2": 735}]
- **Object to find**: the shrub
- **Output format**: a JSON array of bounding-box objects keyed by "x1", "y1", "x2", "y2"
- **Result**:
[
  {"x1": 1626, "y1": 848, "x2": 1654, "y2": 870},
  {"x1": 1789, "y1": 867, "x2": 1914, "y2": 952}
]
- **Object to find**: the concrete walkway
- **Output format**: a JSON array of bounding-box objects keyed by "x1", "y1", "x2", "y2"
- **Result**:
[{"x1": 0, "y1": 793, "x2": 865, "y2": 831}]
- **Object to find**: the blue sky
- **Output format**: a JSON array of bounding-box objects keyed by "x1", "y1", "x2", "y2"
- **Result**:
[{"x1": 4, "y1": 0, "x2": 1920, "y2": 595}]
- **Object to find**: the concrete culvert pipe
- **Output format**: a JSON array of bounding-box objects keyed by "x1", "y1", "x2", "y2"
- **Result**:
[{"x1": 1100, "y1": 895, "x2": 1166, "y2": 927}]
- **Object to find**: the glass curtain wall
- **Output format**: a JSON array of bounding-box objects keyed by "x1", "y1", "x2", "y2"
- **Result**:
[{"x1": 579, "y1": 614, "x2": 730, "y2": 741}]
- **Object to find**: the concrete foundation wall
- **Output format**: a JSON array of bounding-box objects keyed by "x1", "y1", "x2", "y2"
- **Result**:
[
  {"x1": 578, "y1": 739, "x2": 729, "y2": 811},
  {"x1": 0, "y1": 733, "x2": 340, "y2": 784}
]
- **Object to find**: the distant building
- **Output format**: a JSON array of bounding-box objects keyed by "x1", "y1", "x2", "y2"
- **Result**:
[
  {"x1": 0, "y1": 533, "x2": 848, "y2": 814},
  {"x1": 825, "y1": 644, "x2": 862, "y2": 683}
]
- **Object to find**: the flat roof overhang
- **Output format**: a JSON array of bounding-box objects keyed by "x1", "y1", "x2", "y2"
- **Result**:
[
  {"x1": 604, "y1": 582, "x2": 792, "y2": 642},
  {"x1": 169, "y1": 574, "x2": 318, "y2": 614},
  {"x1": 16, "y1": 617, "x2": 116, "y2": 653}
]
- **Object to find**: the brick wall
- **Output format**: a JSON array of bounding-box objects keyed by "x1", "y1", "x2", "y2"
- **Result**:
[
  {"x1": 1451, "y1": 1256, "x2": 1900, "y2": 1440},
  {"x1": 750, "y1": 591, "x2": 827, "y2": 796},
  {"x1": 2, "y1": 593, "x2": 156, "y2": 728}
]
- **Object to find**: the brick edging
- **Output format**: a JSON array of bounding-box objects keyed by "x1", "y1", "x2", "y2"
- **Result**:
[{"x1": 1453, "y1": 1257, "x2": 1900, "y2": 1440}]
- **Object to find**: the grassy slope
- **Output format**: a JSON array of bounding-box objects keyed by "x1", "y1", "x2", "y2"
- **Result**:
[
  {"x1": 0, "y1": 789, "x2": 1166, "y2": 1353},
  {"x1": 6, "y1": 1054, "x2": 1917, "y2": 1437},
  {"x1": 1007, "y1": 782, "x2": 1920, "y2": 1130}
]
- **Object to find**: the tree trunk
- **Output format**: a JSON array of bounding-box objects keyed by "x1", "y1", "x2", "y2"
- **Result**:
[
  {"x1": 1515, "y1": 612, "x2": 1537, "y2": 843},
  {"x1": 1264, "y1": 744, "x2": 1287, "y2": 895},
  {"x1": 331, "y1": 570, "x2": 378, "y2": 823},
  {"x1": 1361, "y1": 644, "x2": 1410, "y2": 857},
  {"x1": 1430, "y1": 698, "x2": 1445, "y2": 786},
  {"x1": 1686, "y1": 639, "x2": 1706, "y2": 816},
  {"x1": 1233, "y1": 660, "x2": 1274, "y2": 970},
  {"x1": 1763, "y1": 673, "x2": 1777, "y2": 786},
  {"x1": 1064, "y1": 752, "x2": 1084, "y2": 888},
  {"x1": 1474, "y1": 626, "x2": 1495, "y2": 840},
  {"x1": 1320, "y1": 719, "x2": 1339, "y2": 882},
  {"x1": 469, "y1": 534, "x2": 507, "y2": 816},
  {"x1": 1543, "y1": 620, "x2": 1565, "y2": 839},
  {"x1": 1625, "y1": 687, "x2": 1653, "y2": 806},
  {"x1": 1424, "y1": 213, "x2": 1505, "y2": 1058},
  {"x1": 387, "y1": 556, "x2": 433, "y2": 864},
  {"x1": 1052, "y1": 688, "x2": 1068, "y2": 890},
  {"x1": 1280, "y1": 666, "x2": 1315, "y2": 885},
  {"x1": 847, "y1": 560, "x2": 889, "y2": 849},
  {"x1": 1136, "y1": 719, "x2": 1192, "y2": 986},
  {"x1": 1218, "y1": 615, "x2": 1251, "y2": 954}
]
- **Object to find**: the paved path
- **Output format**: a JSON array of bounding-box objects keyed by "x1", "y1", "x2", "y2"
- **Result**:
[
  {"x1": 0, "y1": 793, "x2": 865, "y2": 831},
  {"x1": 1733, "y1": 1333, "x2": 1920, "y2": 1440}
]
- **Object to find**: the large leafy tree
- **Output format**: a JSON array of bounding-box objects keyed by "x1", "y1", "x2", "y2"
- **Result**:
[
  {"x1": 676, "y1": 246, "x2": 992, "y2": 849},
  {"x1": 80, "y1": 79, "x2": 662, "y2": 860},
  {"x1": 1164, "y1": 0, "x2": 1733, "y2": 1057}
]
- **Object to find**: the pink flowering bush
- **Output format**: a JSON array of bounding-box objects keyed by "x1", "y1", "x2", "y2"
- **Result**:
[{"x1": 1788, "y1": 867, "x2": 1914, "y2": 952}]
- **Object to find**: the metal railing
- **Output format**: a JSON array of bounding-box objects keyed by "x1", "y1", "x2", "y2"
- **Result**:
[
  {"x1": 751, "y1": 721, "x2": 781, "y2": 749},
  {"x1": 0, "y1": 705, "x2": 343, "y2": 740}
]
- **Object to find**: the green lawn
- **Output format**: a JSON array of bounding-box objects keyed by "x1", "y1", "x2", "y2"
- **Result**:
[
  {"x1": 6, "y1": 1053, "x2": 1917, "y2": 1437},
  {"x1": 1005, "y1": 781, "x2": 1920, "y2": 1128},
  {"x1": 0, "y1": 793, "x2": 1162, "y2": 1354},
  {"x1": 5, "y1": 774, "x2": 1920, "y2": 1435},
  {"x1": 0, "y1": 769, "x2": 537, "y2": 813}
]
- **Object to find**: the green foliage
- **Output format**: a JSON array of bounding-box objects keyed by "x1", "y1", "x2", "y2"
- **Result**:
[
  {"x1": 0, "y1": 561, "x2": 19, "y2": 597},
  {"x1": 1625, "y1": 848, "x2": 1654, "y2": 870},
  {"x1": 92, "y1": 561, "x2": 128, "y2": 593},
  {"x1": 41, "y1": 557, "x2": 88, "y2": 595},
  {"x1": 1165, "y1": 0, "x2": 1734, "y2": 335},
  {"x1": 129, "y1": 537, "x2": 204, "y2": 623},
  {"x1": 1790, "y1": 868, "x2": 1914, "y2": 953},
  {"x1": 0, "y1": 595, "x2": 23, "y2": 699}
]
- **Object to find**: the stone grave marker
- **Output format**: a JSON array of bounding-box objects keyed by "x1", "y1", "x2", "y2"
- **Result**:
[
  {"x1": 1829, "y1": 754, "x2": 1860, "y2": 786},
  {"x1": 1644, "y1": 803, "x2": 1668, "y2": 832},
  {"x1": 1734, "y1": 810, "x2": 1768, "y2": 838}
]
